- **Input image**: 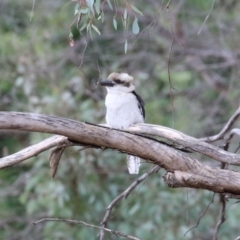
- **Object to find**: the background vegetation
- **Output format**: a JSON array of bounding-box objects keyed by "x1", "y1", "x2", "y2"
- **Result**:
[{"x1": 1, "y1": 0, "x2": 240, "y2": 239}]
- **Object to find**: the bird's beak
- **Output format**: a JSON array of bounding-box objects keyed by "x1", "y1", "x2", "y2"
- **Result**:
[{"x1": 99, "y1": 80, "x2": 115, "y2": 87}]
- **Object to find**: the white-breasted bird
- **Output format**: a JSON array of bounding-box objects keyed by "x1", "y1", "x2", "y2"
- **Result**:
[{"x1": 99, "y1": 72, "x2": 145, "y2": 174}]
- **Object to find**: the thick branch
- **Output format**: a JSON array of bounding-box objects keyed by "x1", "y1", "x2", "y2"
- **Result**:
[
  {"x1": 129, "y1": 123, "x2": 240, "y2": 165},
  {"x1": 1, "y1": 112, "x2": 240, "y2": 194}
]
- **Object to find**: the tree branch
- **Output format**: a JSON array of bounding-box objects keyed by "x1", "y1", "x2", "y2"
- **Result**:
[
  {"x1": 213, "y1": 194, "x2": 226, "y2": 240},
  {"x1": 200, "y1": 106, "x2": 240, "y2": 142},
  {"x1": 184, "y1": 193, "x2": 215, "y2": 236},
  {"x1": 0, "y1": 135, "x2": 67, "y2": 168},
  {"x1": 33, "y1": 217, "x2": 139, "y2": 240},
  {"x1": 99, "y1": 165, "x2": 160, "y2": 240},
  {"x1": 1, "y1": 112, "x2": 240, "y2": 194},
  {"x1": 129, "y1": 123, "x2": 240, "y2": 165}
]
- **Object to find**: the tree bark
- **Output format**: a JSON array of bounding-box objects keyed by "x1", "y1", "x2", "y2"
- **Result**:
[{"x1": 1, "y1": 111, "x2": 240, "y2": 194}]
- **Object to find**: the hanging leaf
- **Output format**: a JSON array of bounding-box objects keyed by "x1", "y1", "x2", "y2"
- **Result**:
[
  {"x1": 79, "y1": 7, "x2": 89, "y2": 14},
  {"x1": 74, "y1": 3, "x2": 80, "y2": 15},
  {"x1": 101, "y1": 12, "x2": 105, "y2": 23},
  {"x1": 132, "y1": 17, "x2": 140, "y2": 34},
  {"x1": 92, "y1": 24, "x2": 101, "y2": 35},
  {"x1": 86, "y1": 0, "x2": 94, "y2": 11},
  {"x1": 130, "y1": 4, "x2": 143, "y2": 16},
  {"x1": 124, "y1": 39, "x2": 128, "y2": 54},
  {"x1": 107, "y1": 0, "x2": 113, "y2": 10},
  {"x1": 69, "y1": 31, "x2": 73, "y2": 38},
  {"x1": 123, "y1": 9, "x2": 128, "y2": 28},
  {"x1": 113, "y1": 18, "x2": 117, "y2": 30},
  {"x1": 95, "y1": 0, "x2": 100, "y2": 14},
  {"x1": 124, "y1": 8, "x2": 128, "y2": 20},
  {"x1": 79, "y1": 21, "x2": 87, "y2": 32}
]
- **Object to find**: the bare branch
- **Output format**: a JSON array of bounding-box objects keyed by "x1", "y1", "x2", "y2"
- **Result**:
[
  {"x1": 32, "y1": 218, "x2": 139, "y2": 240},
  {"x1": 129, "y1": 123, "x2": 240, "y2": 166},
  {"x1": 197, "y1": 0, "x2": 216, "y2": 35},
  {"x1": 223, "y1": 128, "x2": 240, "y2": 151},
  {"x1": 99, "y1": 166, "x2": 160, "y2": 240},
  {"x1": 213, "y1": 194, "x2": 226, "y2": 240},
  {"x1": 184, "y1": 193, "x2": 215, "y2": 236},
  {"x1": 0, "y1": 135, "x2": 67, "y2": 168},
  {"x1": 2, "y1": 112, "x2": 240, "y2": 194},
  {"x1": 200, "y1": 106, "x2": 240, "y2": 142}
]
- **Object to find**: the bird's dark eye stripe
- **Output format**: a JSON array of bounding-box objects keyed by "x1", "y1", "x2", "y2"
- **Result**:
[{"x1": 114, "y1": 79, "x2": 123, "y2": 84}]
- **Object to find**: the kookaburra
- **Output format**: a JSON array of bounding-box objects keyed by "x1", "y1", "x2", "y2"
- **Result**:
[{"x1": 99, "y1": 72, "x2": 145, "y2": 174}]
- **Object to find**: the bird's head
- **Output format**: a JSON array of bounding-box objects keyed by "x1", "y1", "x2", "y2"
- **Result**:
[{"x1": 99, "y1": 72, "x2": 135, "y2": 93}]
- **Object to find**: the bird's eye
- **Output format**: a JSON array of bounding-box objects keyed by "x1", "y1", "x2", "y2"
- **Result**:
[{"x1": 114, "y1": 79, "x2": 122, "y2": 84}]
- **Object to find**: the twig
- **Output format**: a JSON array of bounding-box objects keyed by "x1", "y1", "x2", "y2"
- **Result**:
[
  {"x1": 79, "y1": 40, "x2": 88, "y2": 68},
  {"x1": 184, "y1": 193, "x2": 215, "y2": 236},
  {"x1": 166, "y1": 0, "x2": 176, "y2": 129},
  {"x1": 99, "y1": 165, "x2": 160, "y2": 240},
  {"x1": 198, "y1": 0, "x2": 216, "y2": 35},
  {"x1": 166, "y1": 0, "x2": 184, "y2": 127},
  {"x1": 33, "y1": 217, "x2": 139, "y2": 240},
  {"x1": 200, "y1": 106, "x2": 240, "y2": 142},
  {"x1": 30, "y1": 0, "x2": 35, "y2": 22},
  {"x1": 213, "y1": 159, "x2": 227, "y2": 240},
  {"x1": 222, "y1": 128, "x2": 240, "y2": 151},
  {"x1": 213, "y1": 194, "x2": 226, "y2": 240}
]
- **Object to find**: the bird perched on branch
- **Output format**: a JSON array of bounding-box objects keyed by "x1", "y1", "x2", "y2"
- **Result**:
[{"x1": 99, "y1": 72, "x2": 145, "y2": 174}]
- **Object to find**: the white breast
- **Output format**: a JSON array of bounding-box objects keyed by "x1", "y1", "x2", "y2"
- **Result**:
[{"x1": 105, "y1": 92, "x2": 144, "y2": 129}]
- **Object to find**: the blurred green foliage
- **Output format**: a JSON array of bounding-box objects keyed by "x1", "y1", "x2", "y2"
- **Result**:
[{"x1": 1, "y1": 0, "x2": 240, "y2": 239}]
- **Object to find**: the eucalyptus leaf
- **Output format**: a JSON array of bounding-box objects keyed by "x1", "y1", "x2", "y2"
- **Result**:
[
  {"x1": 79, "y1": 22, "x2": 87, "y2": 32},
  {"x1": 124, "y1": 8, "x2": 128, "y2": 20},
  {"x1": 101, "y1": 12, "x2": 105, "y2": 23},
  {"x1": 130, "y1": 4, "x2": 143, "y2": 16},
  {"x1": 80, "y1": 7, "x2": 89, "y2": 14},
  {"x1": 92, "y1": 24, "x2": 101, "y2": 35},
  {"x1": 107, "y1": 0, "x2": 113, "y2": 10},
  {"x1": 124, "y1": 39, "x2": 128, "y2": 54},
  {"x1": 74, "y1": 3, "x2": 79, "y2": 16},
  {"x1": 95, "y1": 0, "x2": 100, "y2": 14},
  {"x1": 86, "y1": 0, "x2": 94, "y2": 11},
  {"x1": 113, "y1": 18, "x2": 117, "y2": 30},
  {"x1": 89, "y1": 26, "x2": 93, "y2": 39},
  {"x1": 123, "y1": 9, "x2": 128, "y2": 28},
  {"x1": 132, "y1": 17, "x2": 140, "y2": 34}
]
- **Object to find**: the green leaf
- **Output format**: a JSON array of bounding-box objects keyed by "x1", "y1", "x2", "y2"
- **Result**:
[
  {"x1": 69, "y1": 31, "x2": 73, "y2": 38},
  {"x1": 101, "y1": 12, "x2": 105, "y2": 23},
  {"x1": 80, "y1": 7, "x2": 89, "y2": 14},
  {"x1": 132, "y1": 17, "x2": 140, "y2": 34},
  {"x1": 107, "y1": 0, "x2": 113, "y2": 10},
  {"x1": 130, "y1": 4, "x2": 143, "y2": 16},
  {"x1": 79, "y1": 22, "x2": 87, "y2": 32},
  {"x1": 87, "y1": 23, "x2": 93, "y2": 39},
  {"x1": 95, "y1": 0, "x2": 100, "y2": 14},
  {"x1": 124, "y1": 8, "x2": 128, "y2": 20},
  {"x1": 124, "y1": 39, "x2": 128, "y2": 54},
  {"x1": 92, "y1": 24, "x2": 101, "y2": 35},
  {"x1": 74, "y1": 3, "x2": 80, "y2": 15},
  {"x1": 123, "y1": 9, "x2": 128, "y2": 28},
  {"x1": 86, "y1": 0, "x2": 94, "y2": 10},
  {"x1": 113, "y1": 18, "x2": 117, "y2": 30}
]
